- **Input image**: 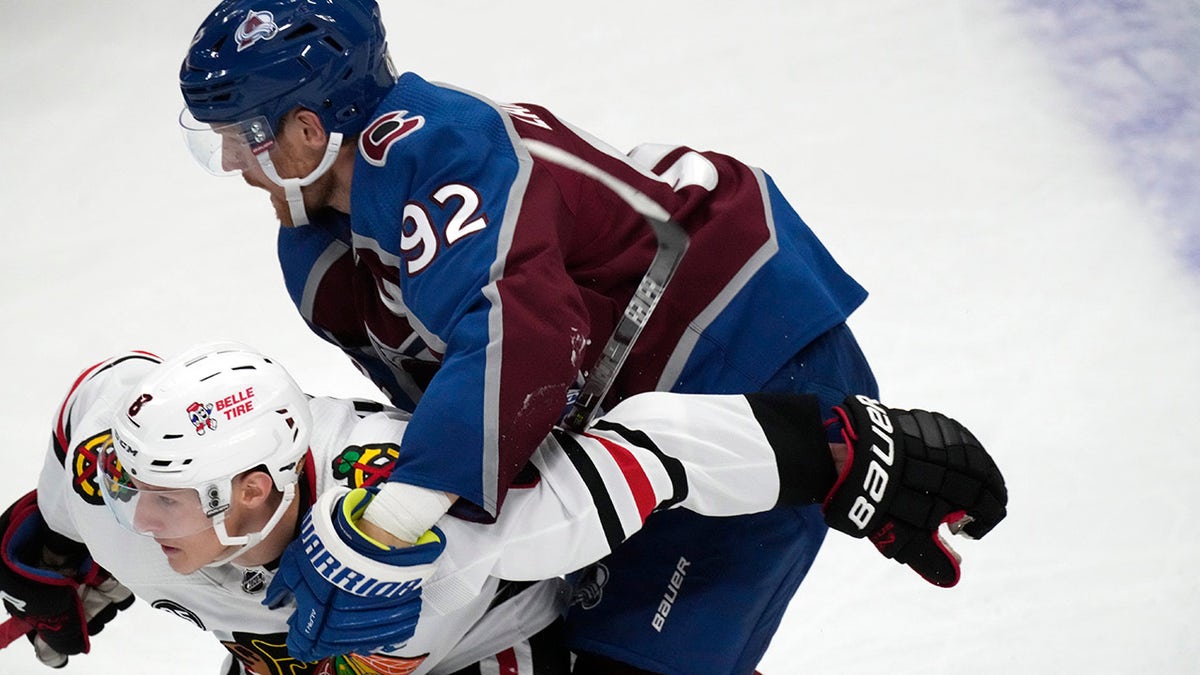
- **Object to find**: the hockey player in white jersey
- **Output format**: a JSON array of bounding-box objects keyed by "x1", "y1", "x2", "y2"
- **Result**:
[{"x1": 0, "y1": 342, "x2": 1005, "y2": 673}]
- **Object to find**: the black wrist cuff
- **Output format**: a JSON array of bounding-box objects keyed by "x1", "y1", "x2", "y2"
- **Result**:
[{"x1": 744, "y1": 393, "x2": 837, "y2": 507}]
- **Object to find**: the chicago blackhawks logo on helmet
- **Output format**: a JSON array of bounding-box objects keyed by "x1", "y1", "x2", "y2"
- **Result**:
[{"x1": 332, "y1": 444, "x2": 401, "y2": 488}]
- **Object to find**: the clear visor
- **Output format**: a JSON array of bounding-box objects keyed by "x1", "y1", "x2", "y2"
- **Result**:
[
  {"x1": 97, "y1": 445, "x2": 220, "y2": 540},
  {"x1": 179, "y1": 108, "x2": 276, "y2": 176}
]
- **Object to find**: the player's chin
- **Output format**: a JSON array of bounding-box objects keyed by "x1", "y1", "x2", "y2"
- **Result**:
[{"x1": 162, "y1": 550, "x2": 201, "y2": 575}]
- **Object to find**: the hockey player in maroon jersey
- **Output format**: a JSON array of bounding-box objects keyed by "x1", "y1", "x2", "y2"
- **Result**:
[
  {"x1": 177, "y1": 1, "x2": 1004, "y2": 671},
  {"x1": 0, "y1": 343, "x2": 1004, "y2": 672}
]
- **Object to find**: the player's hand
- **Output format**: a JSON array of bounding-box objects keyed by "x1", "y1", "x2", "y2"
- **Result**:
[
  {"x1": 0, "y1": 490, "x2": 135, "y2": 667},
  {"x1": 263, "y1": 487, "x2": 445, "y2": 661},
  {"x1": 822, "y1": 395, "x2": 1008, "y2": 587}
]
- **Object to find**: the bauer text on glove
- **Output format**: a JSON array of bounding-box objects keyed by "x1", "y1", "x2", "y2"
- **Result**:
[{"x1": 822, "y1": 395, "x2": 1007, "y2": 587}]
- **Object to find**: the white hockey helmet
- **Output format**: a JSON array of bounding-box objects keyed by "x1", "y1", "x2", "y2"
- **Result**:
[{"x1": 100, "y1": 341, "x2": 311, "y2": 566}]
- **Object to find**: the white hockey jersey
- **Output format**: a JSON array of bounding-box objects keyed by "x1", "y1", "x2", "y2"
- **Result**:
[{"x1": 35, "y1": 352, "x2": 817, "y2": 674}]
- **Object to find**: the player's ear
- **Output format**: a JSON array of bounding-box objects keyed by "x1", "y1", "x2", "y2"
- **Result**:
[
  {"x1": 288, "y1": 108, "x2": 329, "y2": 149},
  {"x1": 234, "y1": 469, "x2": 277, "y2": 510}
]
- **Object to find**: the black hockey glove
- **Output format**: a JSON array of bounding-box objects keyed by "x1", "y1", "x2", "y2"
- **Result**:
[
  {"x1": 0, "y1": 490, "x2": 134, "y2": 668},
  {"x1": 822, "y1": 395, "x2": 1008, "y2": 587}
]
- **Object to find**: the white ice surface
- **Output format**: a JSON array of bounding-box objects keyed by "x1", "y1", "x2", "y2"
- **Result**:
[{"x1": 1, "y1": 1, "x2": 1198, "y2": 673}]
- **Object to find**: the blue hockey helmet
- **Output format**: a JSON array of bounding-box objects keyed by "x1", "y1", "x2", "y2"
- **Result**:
[
  {"x1": 180, "y1": 0, "x2": 396, "y2": 137},
  {"x1": 179, "y1": 0, "x2": 396, "y2": 225}
]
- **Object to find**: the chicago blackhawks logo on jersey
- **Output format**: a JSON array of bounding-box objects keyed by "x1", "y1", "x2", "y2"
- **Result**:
[
  {"x1": 220, "y1": 632, "x2": 429, "y2": 675},
  {"x1": 332, "y1": 444, "x2": 401, "y2": 488},
  {"x1": 359, "y1": 110, "x2": 425, "y2": 167},
  {"x1": 327, "y1": 653, "x2": 430, "y2": 675},
  {"x1": 222, "y1": 631, "x2": 313, "y2": 675},
  {"x1": 70, "y1": 431, "x2": 113, "y2": 506}
]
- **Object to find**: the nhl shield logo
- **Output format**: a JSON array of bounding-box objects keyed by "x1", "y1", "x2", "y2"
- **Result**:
[
  {"x1": 241, "y1": 569, "x2": 267, "y2": 594},
  {"x1": 235, "y1": 10, "x2": 278, "y2": 52}
]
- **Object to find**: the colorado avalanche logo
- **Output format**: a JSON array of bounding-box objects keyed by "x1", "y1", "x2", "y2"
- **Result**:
[
  {"x1": 234, "y1": 10, "x2": 278, "y2": 52},
  {"x1": 187, "y1": 401, "x2": 218, "y2": 435},
  {"x1": 359, "y1": 111, "x2": 425, "y2": 167}
]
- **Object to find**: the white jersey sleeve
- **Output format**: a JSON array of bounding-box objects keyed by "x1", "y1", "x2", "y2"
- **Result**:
[
  {"x1": 422, "y1": 391, "x2": 819, "y2": 613},
  {"x1": 301, "y1": 390, "x2": 825, "y2": 671}
]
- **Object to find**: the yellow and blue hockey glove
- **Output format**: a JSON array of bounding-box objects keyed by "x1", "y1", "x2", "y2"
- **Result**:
[{"x1": 263, "y1": 486, "x2": 445, "y2": 661}]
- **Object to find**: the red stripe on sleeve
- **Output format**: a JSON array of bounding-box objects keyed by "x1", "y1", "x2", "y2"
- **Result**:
[
  {"x1": 496, "y1": 646, "x2": 519, "y2": 674},
  {"x1": 584, "y1": 432, "x2": 657, "y2": 522}
]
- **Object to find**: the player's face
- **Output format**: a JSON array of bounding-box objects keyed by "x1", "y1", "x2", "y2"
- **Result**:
[
  {"x1": 128, "y1": 478, "x2": 239, "y2": 575},
  {"x1": 237, "y1": 120, "x2": 332, "y2": 228},
  {"x1": 182, "y1": 109, "x2": 331, "y2": 228},
  {"x1": 217, "y1": 131, "x2": 256, "y2": 174}
]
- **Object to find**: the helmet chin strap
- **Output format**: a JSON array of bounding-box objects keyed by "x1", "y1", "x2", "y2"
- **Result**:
[
  {"x1": 255, "y1": 132, "x2": 345, "y2": 227},
  {"x1": 205, "y1": 483, "x2": 298, "y2": 568}
]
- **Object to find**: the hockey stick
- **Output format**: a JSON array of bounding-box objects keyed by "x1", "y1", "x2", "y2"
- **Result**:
[{"x1": 523, "y1": 140, "x2": 690, "y2": 432}]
